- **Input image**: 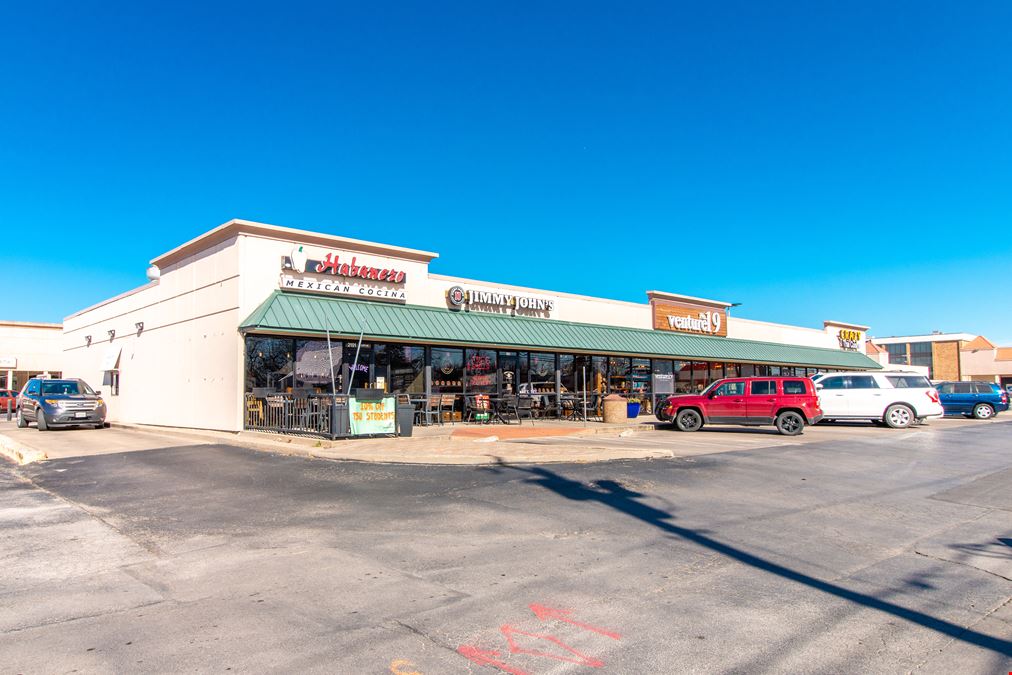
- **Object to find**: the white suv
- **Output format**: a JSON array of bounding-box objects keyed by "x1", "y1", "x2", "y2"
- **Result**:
[{"x1": 812, "y1": 372, "x2": 944, "y2": 428}]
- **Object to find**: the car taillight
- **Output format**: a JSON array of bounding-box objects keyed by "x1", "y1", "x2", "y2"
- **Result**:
[{"x1": 927, "y1": 389, "x2": 940, "y2": 403}]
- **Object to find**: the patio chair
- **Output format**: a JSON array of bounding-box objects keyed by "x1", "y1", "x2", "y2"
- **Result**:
[
  {"x1": 516, "y1": 396, "x2": 535, "y2": 424},
  {"x1": 497, "y1": 394, "x2": 520, "y2": 424},
  {"x1": 420, "y1": 395, "x2": 441, "y2": 426},
  {"x1": 439, "y1": 394, "x2": 457, "y2": 425},
  {"x1": 244, "y1": 395, "x2": 265, "y2": 428}
]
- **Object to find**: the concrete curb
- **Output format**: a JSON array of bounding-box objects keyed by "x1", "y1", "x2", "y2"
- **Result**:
[
  {"x1": 108, "y1": 421, "x2": 671, "y2": 466},
  {"x1": 0, "y1": 432, "x2": 48, "y2": 465}
]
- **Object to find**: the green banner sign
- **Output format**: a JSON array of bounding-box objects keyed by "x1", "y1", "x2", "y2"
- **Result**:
[{"x1": 349, "y1": 396, "x2": 396, "y2": 436}]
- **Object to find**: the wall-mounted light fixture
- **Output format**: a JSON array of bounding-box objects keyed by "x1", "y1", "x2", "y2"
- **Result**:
[
  {"x1": 107, "y1": 329, "x2": 116, "y2": 340},
  {"x1": 135, "y1": 322, "x2": 144, "y2": 335},
  {"x1": 85, "y1": 335, "x2": 92, "y2": 347}
]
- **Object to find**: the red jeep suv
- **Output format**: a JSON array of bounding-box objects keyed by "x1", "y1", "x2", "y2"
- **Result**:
[{"x1": 659, "y1": 377, "x2": 823, "y2": 436}]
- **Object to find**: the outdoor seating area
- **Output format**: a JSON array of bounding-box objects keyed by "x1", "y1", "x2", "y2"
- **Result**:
[{"x1": 406, "y1": 392, "x2": 604, "y2": 426}]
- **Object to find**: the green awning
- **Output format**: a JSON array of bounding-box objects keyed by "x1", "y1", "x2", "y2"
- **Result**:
[{"x1": 241, "y1": 291, "x2": 882, "y2": 370}]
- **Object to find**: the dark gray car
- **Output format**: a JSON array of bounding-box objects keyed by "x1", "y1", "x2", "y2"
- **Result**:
[{"x1": 16, "y1": 378, "x2": 107, "y2": 431}]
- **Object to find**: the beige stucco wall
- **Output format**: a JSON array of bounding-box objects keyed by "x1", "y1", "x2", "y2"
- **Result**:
[
  {"x1": 62, "y1": 237, "x2": 244, "y2": 431},
  {"x1": 960, "y1": 348, "x2": 1012, "y2": 381},
  {"x1": 0, "y1": 322, "x2": 64, "y2": 391}
]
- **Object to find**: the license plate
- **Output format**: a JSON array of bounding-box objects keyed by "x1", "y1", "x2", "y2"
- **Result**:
[{"x1": 74, "y1": 412, "x2": 87, "y2": 418}]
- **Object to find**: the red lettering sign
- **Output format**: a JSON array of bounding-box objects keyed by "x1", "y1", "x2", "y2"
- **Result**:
[{"x1": 307, "y1": 253, "x2": 406, "y2": 284}]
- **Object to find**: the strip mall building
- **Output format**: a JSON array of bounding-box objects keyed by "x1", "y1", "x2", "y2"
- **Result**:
[{"x1": 63, "y1": 219, "x2": 879, "y2": 432}]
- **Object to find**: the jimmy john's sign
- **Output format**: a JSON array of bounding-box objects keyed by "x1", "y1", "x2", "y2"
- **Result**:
[
  {"x1": 446, "y1": 285, "x2": 555, "y2": 317},
  {"x1": 652, "y1": 301, "x2": 728, "y2": 337}
]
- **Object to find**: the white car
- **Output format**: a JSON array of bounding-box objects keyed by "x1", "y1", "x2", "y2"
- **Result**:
[{"x1": 812, "y1": 372, "x2": 944, "y2": 428}]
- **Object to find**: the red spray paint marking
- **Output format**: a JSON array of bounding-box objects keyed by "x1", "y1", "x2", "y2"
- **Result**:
[
  {"x1": 529, "y1": 603, "x2": 622, "y2": 640},
  {"x1": 500, "y1": 624, "x2": 605, "y2": 668},
  {"x1": 456, "y1": 645, "x2": 531, "y2": 675}
]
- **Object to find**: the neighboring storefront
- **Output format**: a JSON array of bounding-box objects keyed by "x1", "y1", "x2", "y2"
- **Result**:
[
  {"x1": 0, "y1": 321, "x2": 63, "y2": 392},
  {"x1": 870, "y1": 333, "x2": 1012, "y2": 385},
  {"x1": 62, "y1": 219, "x2": 881, "y2": 433}
]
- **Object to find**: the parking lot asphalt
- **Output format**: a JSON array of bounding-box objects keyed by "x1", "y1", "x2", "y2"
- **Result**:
[{"x1": 0, "y1": 419, "x2": 1010, "y2": 673}]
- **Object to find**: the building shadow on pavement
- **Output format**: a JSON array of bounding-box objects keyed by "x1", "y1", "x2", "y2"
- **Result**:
[{"x1": 491, "y1": 459, "x2": 1012, "y2": 656}]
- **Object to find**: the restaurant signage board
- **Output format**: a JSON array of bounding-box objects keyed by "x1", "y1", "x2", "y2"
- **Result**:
[
  {"x1": 652, "y1": 301, "x2": 727, "y2": 337},
  {"x1": 446, "y1": 285, "x2": 555, "y2": 318},
  {"x1": 349, "y1": 396, "x2": 396, "y2": 435},
  {"x1": 0, "y1": 356, "x2": 16, "y2": 369},
  {"x1": 281, "y1": 247, "x2": 408, "y2": 301},
  {"x1": 837, "y1": 329, "x2": 862, "y2": 351}
]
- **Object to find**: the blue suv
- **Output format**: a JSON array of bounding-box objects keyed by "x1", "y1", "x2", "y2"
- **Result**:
[{"x1": 935, "y1": 381, "x2": 1009, "y2": 419}]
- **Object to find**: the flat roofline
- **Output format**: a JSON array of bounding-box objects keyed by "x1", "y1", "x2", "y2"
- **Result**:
[
  {"x1": 428, "y1": 273, "x2": 649, "y2": 309},
  {"x1": 151, "y1": 219, "x2": 440, "y2": 269},
  {"x1": 646, "y1": 291, "x2": 732, "y2": 308},
  {"x1": 871, "y1": 333, "x2": 977, "y2": 344},
  {"x1": 64, "y1": 281, "x2": 159, "y2": 322},
  {"x1": 824, "y1": 320, "x2": 870, "y2": 331},
  {"x1": 0, "y1": 320, "x2": 63, "y2": 329}
]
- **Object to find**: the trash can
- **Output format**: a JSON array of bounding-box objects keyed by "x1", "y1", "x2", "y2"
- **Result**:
[
  {"x1": 396, "y1": 398, "x2": 415, "y2": 437},
  {"x1": 329, "y1": 398, "x2": 350, "y2": 439},
  {"x1": 602, "y1": 394, "x2": 627, "y2": 424}
]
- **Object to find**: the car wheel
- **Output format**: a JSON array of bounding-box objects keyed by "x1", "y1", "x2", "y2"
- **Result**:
[
  {"x1": 675, "y1": 409, "x2": 703, "y2": 432},
  {"x1": 16, "y1": 408, "x2": 27, "y2": 428},
  {"x1": 36, "y1": 408, "x2": 48, "y2": 431},
  {"x1": 884, "y1": 404, "x2": 913, "y2": 429},
  {"x1": 775, "y1": 411, "x2": 805, "y2": 436},
  {"x1": 972, "y1": 403, "x2": 995, "y2": 420}
]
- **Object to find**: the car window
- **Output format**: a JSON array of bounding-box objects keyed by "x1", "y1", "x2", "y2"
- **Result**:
[
  {"x1": 40, "y1": 381, "x2": 95, "y2": 396},
  {"x1": 972, "y1": 382, "x2": 995, "y2": 394},
  {"x1": 954, "y1": 382, "x2": 973, "y2": 394},
  {"x1": 26, "y1": 381, "x2": 40, "y2": 395},
  {"x1": 750, "y1": 380, "x2": 775, "y2": 395},
  {"x1": 849, "y1": 376, "x2": 879, "y2": 389},
  {"x1": 886, "y1": 375, "x2": 931, "y2": 388},
  {"x1": 713, "y1": 381, "x2": 745, "y2": 396},
  {"x1": 819, "y1": 376, "x2": 846, "y2": 390},
  {"x1": 783, "y1": 380, "x2": 808, "y2": 395},
  {"x1": 937, "y1": 383, "x2": 954, "y2": 394}
]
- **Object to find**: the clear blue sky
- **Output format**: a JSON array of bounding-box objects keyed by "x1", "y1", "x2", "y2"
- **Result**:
[{"x1": 3, "y1": 2, "x2": 1011, "y2": 343}]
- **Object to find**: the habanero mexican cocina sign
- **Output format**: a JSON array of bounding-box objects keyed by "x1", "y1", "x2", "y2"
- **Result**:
[
  {"x1": 652, "y1": 301, "x2": 727, "y2": 337},
  {"x1": 281, "y1": 247, "x2": 407, "y2": 301}
]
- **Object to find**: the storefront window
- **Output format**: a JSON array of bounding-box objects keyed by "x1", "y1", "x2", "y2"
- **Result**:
[
  {"x1": 294, "y1": 339, "x2": 341, "y2": 393},
  {"x1": 528, "y1": 352, "x2": 556, "y2": 394},
  {"x1": 559, "y1": 354, "x2": 576, "y2": 392},
  {"x1": 755, "y1": 364, "x2": 770, "y2": 376},
  {"x1": 465, "y1": 349, "x2": 498, "y2": 393},
  {"x1": 590, "y1": 356, "x2": 608, "y2": 393},
  {"x1": 631, "y1": 358, "x2": 651, "y2": 410},
  {"x1": 725, "y1": 363, "x2": 739, "y2": 379},
  {"x1": 375, "y1": 344, "x2": 425, "y2": 393},
  {"x1": 518, "y1": 352, "x2": 530, "y2": 389},
  {"x1": 609, "y1": 357, "x2": 631, "y2": 395},
  {"x1": 739, "y1": 364, "x2": 755, "y2": 377},
  {"x1": 769, "y1": 366, "x2": 781, "y2": 376},
  {"x1": 245, "y1": 336, "x2": 294, "y2": 393},
  {"x1": 709, "y1": 362, "x2": 724, "y2": 383},
  {"x1": 499, "y1": 351, "x2": 519, "y2": 395},
  {"x1": 432, "y1": 347, "x2": 464, "y2": 393},
  {"x1": 343, "y1": 342, "x2": 372, "y2": 391},
  {"x1": 674, "y1": 361, "x2": 692, "y2": 393},
  {"x1": 691, "y1": 362, "x2": 709, "y2": 391}
]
